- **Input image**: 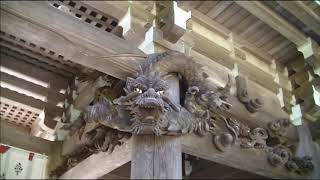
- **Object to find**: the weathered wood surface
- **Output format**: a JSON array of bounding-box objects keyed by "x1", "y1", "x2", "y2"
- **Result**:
[
  {"x1": 61, "y1": 131, "x2": 301, "y2": 179},
  {"x1": 296, "y1": 123, "x2": 320, "y2": 179},
  {"x1": 0, "y1": 1, "x2": 145, "y2": 80},
  {"x1": 277, "y1": 1, "x2": 320, "y2": 36},
  {"x1": 0, "y1": 87, "x2": 63, "y2": 116},
  {"x1": 0, "y1": 120, "x2": 54, "y2": 155},
  {"x1": 130, "y1": 135, "x2": 154, "y2": 179},
  {"x1": 131, "y1": 74, "x2": 182, "y2": 179},
  {"x1": 1, "y1": 71, "x2": 65, "y2": 106},
  {"x1": 0, "y1": 32, "x2": 80, "y2": 76},
  {"x1": 181, "y1": 133, "x2": 299, "y2": 179},
  {"x1": 235, "y1": 1, "x2": 308, "y2": 46},
  {"x1": 0, "y1": 40, "x2": 75, "y2": 78},
  {"x1": 0, "y1": 0, "x2": 295, "y2": 132},
  {"x1": 1, "y1": 53, "x2": 68, "y2": 91},
  {"x1": 59, "y1": 139, "x2": 132, "y2": 179},
  {"x1": 131, "y1": 135, "x2": 182, "y2": 179}
]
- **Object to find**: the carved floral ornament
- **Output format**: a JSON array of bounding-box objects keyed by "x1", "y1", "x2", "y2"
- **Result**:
[{"x1": 58, "y1": 51, "x2": 313, "y2": 177}]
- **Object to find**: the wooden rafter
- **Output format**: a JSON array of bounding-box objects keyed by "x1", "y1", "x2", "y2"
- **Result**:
[
  {"x1": 235, "y1": 1, "x2": 308, "y2": 46},
  {"x1": 277, "y1": 1, "x2": 320, "y2": 36},
  {"x1": 0, "y1": 1, "x2": 144, "y2": 80}
]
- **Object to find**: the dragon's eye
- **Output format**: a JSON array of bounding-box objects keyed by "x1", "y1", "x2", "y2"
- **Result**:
[
  {"x1": 156, "y1": 90, "x2": 164, "y2": 96},
  {"x1": 134, "y1": 88, "x2": 142, "y2": 93}
]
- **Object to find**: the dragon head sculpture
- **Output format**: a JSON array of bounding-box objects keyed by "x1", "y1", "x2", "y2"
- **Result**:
[
  {"x1": 114, "y1": 69, "x2": 180, "y2": 135},
  {"x1": 77, "y1": 51, "x2": 231, "y2": 136}
]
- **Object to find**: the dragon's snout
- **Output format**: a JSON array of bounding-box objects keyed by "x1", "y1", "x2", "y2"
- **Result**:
[{"x1": 139, "y1": 97, "x2": 162, "y2": 109}]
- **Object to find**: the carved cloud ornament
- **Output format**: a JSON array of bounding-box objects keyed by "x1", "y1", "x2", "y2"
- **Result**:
[{"x1": 235, "y1": 75, "x2": 264, "y2": 113}]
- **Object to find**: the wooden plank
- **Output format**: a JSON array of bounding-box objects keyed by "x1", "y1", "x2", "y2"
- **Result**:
[
  {"x1": 224, "y1": 9, "x2": 250, "y2": 29},
  {"x1": 0, "y1": 87, "x2": 63, "y2": 116},
  {"x1": 0, "y1": 1, "x2": 145, "y2": 81},
  {"x1": 215, "y1": 3, "x2": 242, "y2": 25},
  {"x1": 1, "y1": 72, "x2": 65, "y2": 105},
  {"x1": 62, "y1": 131, "x2": 300, "y2": 179},
  {"x1": 277, "y1": 1, "x2": 320, "y2": 36},
  {"x1": 0, "y1": 120, "x2": 54, "y2": 155},
  {"x1": 60, "y1": 139, "x2": 132, "y2": 179},
  {"x1": 0, "y1": 36, "x2": 78, "y2": 76},
  {"x1": 181, "y1": 133, "x2": 299, "y2": 179},
  {"x1": 196, "y1": 1, "x2": 218, "y2": 15},
  {"x1": 0, "y1": 43, "x2": 74, "y2": 78},
  {"x1": 235, "y1": 1, "x2": 308, "y2": 46},
  {"x1": 1, "y1": 53, "x2": 68, "y2": 90},
  {"x1": 206, "y1": 1, "x2": 233, "y2": 19},
  {"x1": 232, "y1": 15, "x2": 258, "y2": 35}
]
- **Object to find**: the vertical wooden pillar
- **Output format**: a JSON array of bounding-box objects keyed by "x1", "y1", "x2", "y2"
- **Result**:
[{"x1": 131, "y1": 75, "x2": 182, "y2": 179}]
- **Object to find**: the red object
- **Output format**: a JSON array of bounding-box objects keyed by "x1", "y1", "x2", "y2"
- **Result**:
[
  {"x1": 0, "y1": 145, "x2": 10, "y2": 153},
  {"x1": 28, "y1": 153, "x2": 34, "y2": 161}
]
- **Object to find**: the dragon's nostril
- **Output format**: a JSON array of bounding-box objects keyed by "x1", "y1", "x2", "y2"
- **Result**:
[{"x1": 147, "y1": 88, "x2": 156, "y2": 94}]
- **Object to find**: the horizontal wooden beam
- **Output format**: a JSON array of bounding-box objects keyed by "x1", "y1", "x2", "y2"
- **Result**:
[
  {"x1": 0, "y1": 120, "x2": 54, "y2": 155},
  {"x1": 61, "y1": 132, "x2": 300, "y2": 179},
  {"x1": 1, "y1": 53, "x2": 69, "y2": 90},
  {"x1": 0, "y1": 87, "x2": 63, "y2": 116},
  {"x1": 277, "y1": 1, "x2": 320, "y2": 36},
  {"x1": 0, "y1": 1, "x2": 145, "y2": 80},
  {"x1": 1, "y1": 71, "x2": 65, "y2": 105},
  {"x1": 181, "y1": 134, "x2": 299, "y2": 179},
  {"x1": 0, "y1": 39, "x2": 75, "y2": 78},
  {"x1": 60, "y1": 139, "x2": 132, "y2": 179},
  {"x1": 235, "y1": 1, "x2": 308, "y2": 46}
]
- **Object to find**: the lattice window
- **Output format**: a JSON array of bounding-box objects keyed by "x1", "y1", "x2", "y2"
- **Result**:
[
  {"x1": 0, "y1": 101, "x2": 39, "y2": 129},
  {"x1": 49, "y1": 0, "x2": 119, "y2": 33}
]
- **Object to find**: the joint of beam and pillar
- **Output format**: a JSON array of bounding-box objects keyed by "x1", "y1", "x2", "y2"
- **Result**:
[{"x1": 154, "y1": 1, "x2": 191, "y2": 44}]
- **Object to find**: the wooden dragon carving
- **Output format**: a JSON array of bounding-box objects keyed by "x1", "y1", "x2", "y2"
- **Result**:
[
  {"x1": 66, "y1": 51, "x2": 232, "y2": 136},
  {"x1": 58, "y1": 51, "x2": 313, "y2": 176}
]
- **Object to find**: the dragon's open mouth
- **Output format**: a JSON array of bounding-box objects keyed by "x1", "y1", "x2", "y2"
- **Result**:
[{"x1": 136, "y1": 97, "x2": 163, "y2": 124}]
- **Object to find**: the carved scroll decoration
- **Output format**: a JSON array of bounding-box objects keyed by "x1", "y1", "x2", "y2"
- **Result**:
[
  {"x1": 285, "y1": 156, "x2": 314, "y2": 175},
  {"x1": 60, "y1": 51, "x2": 313, "y2": 176},
  {"x1": 235, "y1": 75, "x2": 264, "y2": 113}
]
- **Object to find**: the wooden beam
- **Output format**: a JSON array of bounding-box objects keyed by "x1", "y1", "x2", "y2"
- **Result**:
[
  {"x1": 1, "y1": 53, "x2": 68, "y2": 91},
  {"x1": 1, "y1": 72, "x2": 65, "y2": 105},
  {"x1": 277, "y1": 1, "x2": 320, "y2": 36},
  {"x1": 60, "y1": 139, "x2": 132, "y2": 179},
  {"x1": 0, "y1": 120, "x2": 54, "y2": 155},
  {"x1": 0, "y1": 1, "x2": 145, "y2": 80},
  {"x1": 235, "y1": 1, "x2": 308, "y2": 46},
  {"x1": 0, "y1": 31, "x2": 81, "y2": 76},
  {"x1": 61, "y1": 132, "x2": 300, "y2": 179},
  {"x1": 181, "y1": 133, "x2": 299, "y2": 179},
  {"x1": 0, "y1": 39, "x2": 75, "y2": 77},
  {"x1": 0, "y1": 87, "x2": 63, "y2": 116}
]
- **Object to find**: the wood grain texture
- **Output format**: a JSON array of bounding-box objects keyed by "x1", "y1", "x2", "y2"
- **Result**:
[
  {"x1": 235, "y1": 1, "x2": 308, "y2": 46},
  {"x1": 0, "y1": 1, "x2": 144, "y2": 80},
  {"x1": 130, "y1": 135, "x2": 155, "y2": 179},
  {"x1": 131, "y1": 75, "x2": 182, "y2": 179},
  {"x1": 60, "y1": 139, "x2": 132, "y2": 179}
]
